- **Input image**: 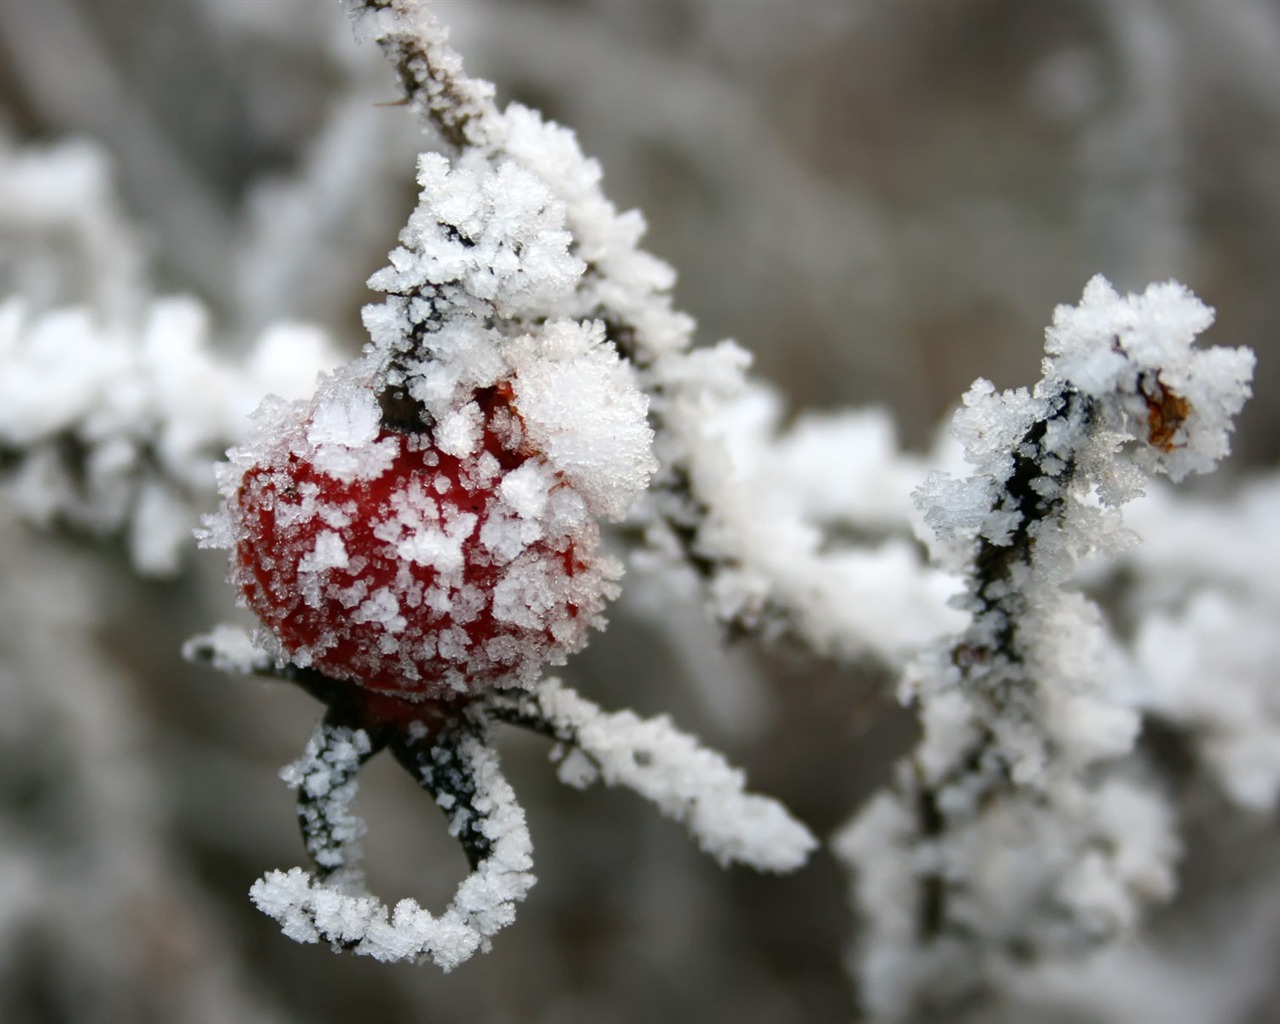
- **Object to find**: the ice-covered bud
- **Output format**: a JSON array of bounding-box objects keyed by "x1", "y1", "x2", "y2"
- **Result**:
[{"x1": 1044, "y1": 275, "x2": 1254, "y2": 483}]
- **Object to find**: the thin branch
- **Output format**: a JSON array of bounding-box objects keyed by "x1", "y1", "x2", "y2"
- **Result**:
[{"x1": 344, "y1": 0, "x2": 502, "y2": 153}]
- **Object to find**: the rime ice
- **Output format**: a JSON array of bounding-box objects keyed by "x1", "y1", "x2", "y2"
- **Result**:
[{"x1": 252, "y1": 726, "x2": 535, "y2": 967}]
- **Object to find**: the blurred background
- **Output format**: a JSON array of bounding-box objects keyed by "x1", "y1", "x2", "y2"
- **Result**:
[{"x1": 1, "y1": 1, "x2": 1279, "y2": 1021}]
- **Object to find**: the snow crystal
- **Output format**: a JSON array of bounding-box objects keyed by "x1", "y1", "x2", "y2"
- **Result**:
[
  {"x1": 181, "y1": 623, "x2": 272, "y2": 676},
  {"x1": 491, "y1": 554, "x2": 560, "y2": 630},
  {"x1": 301, "y1": 531, "x2": 350, "y2": 573},
  {"x1": 353, "y1": 589, "x2": 407, "y2": 634},
  {"x1": 477, "y1": 505, "x2": 536, "y2": 565},
  {"x1": 367, "y1": 152, "x2": 584, "y2": 324},
  {"x1": 498, "y1": 462, "x2": 552, "y2": 521},
  {"x1": 397, "y1": 523, "x2": 465, "y2": 574},
  {"x1": 432, "y1": 401, "x2": 482, "y2": 458}
]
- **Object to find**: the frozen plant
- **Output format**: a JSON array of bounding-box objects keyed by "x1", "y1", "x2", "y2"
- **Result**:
[
  {"x1": 1098, "y1": 476, "x2": 1280, "y2": 814},
  {"x1": 188, "y1": 0, "x2": 815, "y2": 967},
  {"x1": 834, "y1": 277, "x2": 1253, "y2": 1021},
  {"x1": 4, "y1": 1, "x2": 1280, "y2": 1019}
]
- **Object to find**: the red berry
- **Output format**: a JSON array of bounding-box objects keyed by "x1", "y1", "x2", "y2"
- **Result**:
[{"x1": 227, "y1": 385, "x2": 616, "y2": 699}]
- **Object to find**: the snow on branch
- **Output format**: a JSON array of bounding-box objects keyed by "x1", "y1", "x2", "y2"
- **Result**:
[
  {"x1": 834, "y1": 276, "x2": 1253, "y2": 1021},
  {"x1": 1092, "y1": 476, "x2": 1280, "y2": 812},
  {"x1": 285, "y1": 720, "x2": 381, "y2": 890},
  {"x1": 485, "y1": 677, "x2": 817, "y2": 873},
  {"x1": 0, "y1": 128, "x2": 341, "y2": 575},
  {"x1": 345, "y1": 0, "x2": 502, "y2": 153},
  {"x1": 0, "y1": 297, "x2": 337, "y2": 574}
]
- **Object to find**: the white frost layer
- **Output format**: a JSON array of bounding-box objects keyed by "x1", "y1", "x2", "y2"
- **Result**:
[
  {"x1": 251, "y1": 731, "x2": 534, "y2": 968},
  {"x1": 281, "y1": 723, "x2": 372, "y2": 884},
  {"x1": 835, "y1": 772, "x2": 1179, "y2": 1022},
  {"x1": 507, "y1": 320, "x2": 657, "y2": 521},
  {"x1": 0, "y1": 136, "x2": 144, "y2": 323},
  {"x1": 306, "y1": 388, "x2": 398, "y2": 482},
  {"x1": 679, "y1": 378, "x2": 964, "y2": 660},
  {"x1": 1111, "y1": 476, "x2": 1280, "y2": 811},
  {"x1": 354, "y1": 102, "x2": 659, "y2": 526},
  {"x1": 1046, "y1": 276, "x2": 1254, "y2": 484},
  {"x1": 1135, "y1": 591, "x2": 1280, "y2": 810},
  {"x1": 492, "y1": 678, "x2": 817, "y2": 873},
  {"x1": 181, "y1": 623, "x2": 272, "y2": 676}
]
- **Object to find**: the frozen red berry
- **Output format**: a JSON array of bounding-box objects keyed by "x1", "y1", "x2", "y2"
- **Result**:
[{"x1": 225, "y1": 383, "x2": 618, "y2": 699}]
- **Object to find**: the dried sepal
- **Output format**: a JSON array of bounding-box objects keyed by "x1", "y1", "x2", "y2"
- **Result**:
[{"x1": 486, "y1": 678, "x2": 817, "y2": 873}]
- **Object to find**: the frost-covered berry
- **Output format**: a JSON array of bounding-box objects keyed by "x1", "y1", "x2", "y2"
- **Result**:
[{"x1": 224, "y1": 382, "x2": 620, "y2": 699}]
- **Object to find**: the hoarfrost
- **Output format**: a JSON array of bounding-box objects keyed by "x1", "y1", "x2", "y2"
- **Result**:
[
  {"x1": 507, "y1": 320, "x2": 657, "y2": 521},
  {"x1": 487, "y1": 679, "x2": 817, "y2": 873},
  {"x1": 307, "y1": 389, "x2": 399, "y2": 482}
]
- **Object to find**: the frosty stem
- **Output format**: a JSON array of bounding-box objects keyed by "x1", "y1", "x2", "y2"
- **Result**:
[
  {"x1": 486, "y1": 678, "x2": 817, "y2": 873},
  {"x1": 964, "y1": 387, "x2": 1086, "y2": 675},
  {"x1": 838, "y1": 277, "x2": 1254, "y2": 1021},
  {"x1": 913, "y1": 386, "x2": 1088, "y2": 947}
]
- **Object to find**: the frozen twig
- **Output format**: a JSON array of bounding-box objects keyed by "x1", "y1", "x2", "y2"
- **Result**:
[
  {"x1": 835, "y1": 276, "x2": 1254, "y2": 1021},
  {"x1": 284, "y1": 721, "x2": 383, "y2": 892},
  {"x1": 188, "y1": 622, "x2": 814, "y2": 966},
  {"x1": 344, "y1": 0, "x2": 502, "y2": 152},
  {"x1": 486, "y1": 678, "x2": 817, "y2": 872}
]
